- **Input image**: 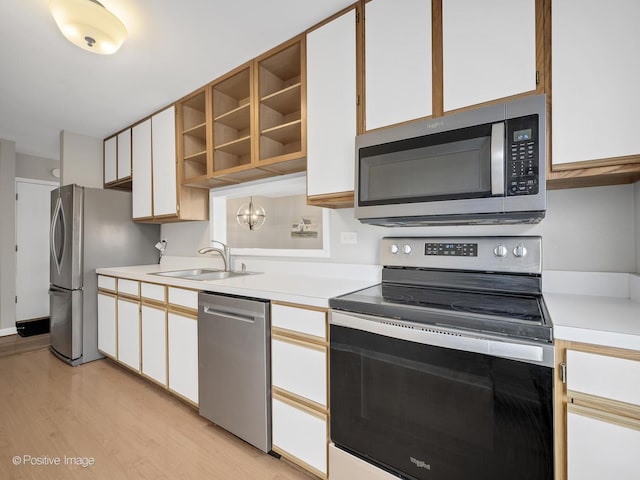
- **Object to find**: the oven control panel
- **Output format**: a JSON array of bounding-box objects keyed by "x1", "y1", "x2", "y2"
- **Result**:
[
  {"x1": 382, "y1": 236, "x2": 542, "y2": 274},
  {"x1": 425, "y1": 242, "x2": 478, "y2": 257}
]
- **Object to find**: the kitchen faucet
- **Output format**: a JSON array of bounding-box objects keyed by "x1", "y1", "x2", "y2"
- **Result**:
[{"x1": 198, "y1": 241, "x2": 231, "y2": 271}]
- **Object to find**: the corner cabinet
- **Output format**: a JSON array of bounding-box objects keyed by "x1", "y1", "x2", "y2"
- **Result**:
[
  {"x1": 131, "y1": 105, "x2": 209, "y2": 223},
  {"x1": 555, "y1": 341, "x2": 640, "y2": 480},
  {"x1": 549, "y1": 0, "x2": 640, "y2": 187},
  {"x1": 306, "y1": 7, "x2": 357, "y2": 209},
  {"x1": 270, "y1": 302, "x2": 329, "y2": 479}
]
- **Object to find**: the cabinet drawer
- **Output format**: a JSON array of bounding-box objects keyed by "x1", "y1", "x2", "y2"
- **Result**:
[
  {"x1": 567, "y1": 408, "x2": 640, "y2": 480},
  {"x1": 141, "y1": 282, "x2": 165, "y2": 303},
  {"x1": 567, "y1": 350, "x2": 640, "y2": 407},
  {"x1": 98, "y1": 275, "x2": 116, "y2": 291},
  {"x1": 118, "y1": 279, "x2": 139, "y2": 297},
  {"x1": 272, "y1": 337, "x2": 326, "y2": 407},
  {"x1": 168, "y1": 287, "x2": 198, "y2": 311},
  {"x1": 272, "y1": 304, "x2": 326, "y2": 340},
  {"x1": 272, "y1": 396, "x2": 327, "y2": 476}
]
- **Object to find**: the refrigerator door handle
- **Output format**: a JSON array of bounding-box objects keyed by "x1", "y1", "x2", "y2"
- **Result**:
[
  {"x1": 48, "y1": 285, "x2": 67, "y2": 295},
  {"x1": 50, "y1": 196, "x2": 65, "y2": 275}
]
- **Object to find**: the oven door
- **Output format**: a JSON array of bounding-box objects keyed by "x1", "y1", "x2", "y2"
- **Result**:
[{"x1": 329, "y1": 311, "x2": 554, "y2": 480}]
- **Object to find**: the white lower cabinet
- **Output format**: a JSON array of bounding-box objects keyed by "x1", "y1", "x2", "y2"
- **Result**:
[
  {"x1": 168, "y1": 311, "x2": 199, "y2": 405},
  {"x1": 561, "y1": 344, "x2": 640, "y2": 480},
  {"x1": 272, "y1": 337, "x2": 326, "y2": 407},
  {"x1": 567, "y1": 408, "x2": 640, "y2": 480},
  {"x1": 272, "y1": 396, "x2": 328, "y2": 476},
  {"x1": 271, "y1": 302, "x2": 329, "y2": 478},
  {"x1": 117, "y1": 298, "x2": 140, "y2": 372},
  {"x1": 141, "y1": 304, "x2": 167, "y2": 386},
  {"x1": 97, "y1": 292, "x2": 116, "y2": 358},
  {"x1": 97, "y1": 277, "x2": 200, "y2": 406}
]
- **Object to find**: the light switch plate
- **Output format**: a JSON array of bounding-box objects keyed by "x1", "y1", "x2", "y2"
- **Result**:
[{"x1": 340, "y1": 232, "x2": 358, "y2": 245}]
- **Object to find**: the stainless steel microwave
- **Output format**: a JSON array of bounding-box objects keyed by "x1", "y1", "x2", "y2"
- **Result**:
[{"x1": 355, "y1": 95, "x2": 546, "y2": 226}]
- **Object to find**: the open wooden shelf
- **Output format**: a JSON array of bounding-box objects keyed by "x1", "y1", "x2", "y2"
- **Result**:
[
  {"x1": 183, "y1": 122, "x2": 207, "y2": 140},
  {"x1": 257, "y1": 39, "x2": 304, "y2": 165},
  {"x1": 261, "y1": 120, "x2": 302, "y2": 145},
  {"x1": 215, "y1": 135, "x2": 251, "y2": 157},
  {"x1": 181, "y1": 91, "x2": 207, "y2": 130},
  {"x1": 261, "y1": 83, "x2": 301, "y2": 114},
  {"x1": 214, "y1": 103, "x2": 251, "y2": 130}
]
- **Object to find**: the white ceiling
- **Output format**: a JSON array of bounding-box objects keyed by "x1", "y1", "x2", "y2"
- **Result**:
[{"x1": 0, "y1": 0, "x2": 354, "y2": 160}]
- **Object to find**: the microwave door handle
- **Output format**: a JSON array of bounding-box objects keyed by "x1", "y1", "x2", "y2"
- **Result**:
[{"x1": 490, "y1": 122, "x2": 505, "y2": 196}]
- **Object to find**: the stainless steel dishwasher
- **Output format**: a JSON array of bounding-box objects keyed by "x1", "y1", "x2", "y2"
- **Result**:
[{"x1": 197, "y1": 291, "x2": 271, "y2": 453}]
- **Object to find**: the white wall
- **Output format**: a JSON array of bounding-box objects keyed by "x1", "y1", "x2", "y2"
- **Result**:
[
  {"x1": 60, "y1": 130, "x2": 102, "y2": 188},
  {"x1": 326, "y1": 183, "x2": 636, "y2": 272},
  {"x1": 161, "y1": 221, "x2": 210, "y2": 257},
  {"x1": 16, "y1": 153, "x2": 60, "y2": 183},
  {"x1": 0, "y1": 140, "x2": 17, "y2": 331}
]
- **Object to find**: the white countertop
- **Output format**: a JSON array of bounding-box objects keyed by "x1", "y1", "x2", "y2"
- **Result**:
[
  {"x1": 97, "y1": 261, "x2": 640, "y2": 350},
  {"x1": 96, "y1": 260, "x2": 379, "y2": 308},
  {"x1": 543, "y1": 271, "x2": 640, "y2": 351}
]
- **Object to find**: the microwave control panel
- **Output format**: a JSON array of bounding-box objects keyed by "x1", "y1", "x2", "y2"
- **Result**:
[{"x1": 506, "y1": 114, "x2": 539, "y2": 196}]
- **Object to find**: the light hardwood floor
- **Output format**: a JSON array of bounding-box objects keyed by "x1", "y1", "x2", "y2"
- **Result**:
[
  {"x1": 0, "y1": 333, "x2": 50, "y2": 359},
  {"x1": 0, "y1": 349, "x2": 313, "y2": 480}
]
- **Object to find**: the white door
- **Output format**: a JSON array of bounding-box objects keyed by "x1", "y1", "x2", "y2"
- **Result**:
[{"x1": 15, "y1": 179, "x2": 58, "y2": 322}]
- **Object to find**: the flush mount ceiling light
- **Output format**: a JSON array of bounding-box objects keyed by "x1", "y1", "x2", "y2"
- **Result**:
[
  {"x1": 49, "y1": 0, "x2": 127, "y2": 55},
  {"x1": 236, "y1": 197, "x2": 266, "y2": 231}
]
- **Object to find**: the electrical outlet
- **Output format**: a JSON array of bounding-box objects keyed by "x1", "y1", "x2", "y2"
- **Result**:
[{"x1": 340, "y1": 232, "x2": 358, "y2": 245}]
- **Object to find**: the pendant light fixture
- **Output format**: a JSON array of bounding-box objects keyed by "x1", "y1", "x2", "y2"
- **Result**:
[
  {"x1": 49, "y1": 0, "x2": 127, "y2": 55},
  {"x1": 236, "y1": 197, "x2": 266, "y2": 231}
]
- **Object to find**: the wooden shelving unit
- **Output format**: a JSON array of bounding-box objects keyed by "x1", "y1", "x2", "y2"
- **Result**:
[
  {"x1": 257, "y1": 38, "x2": 306, "y2": 168},
  {"x1": 212, "y1": 64, "x2": 253, "y2": 175},
  {"x1": 178, "y1": 89, "x2": 210, "y2": 183}
]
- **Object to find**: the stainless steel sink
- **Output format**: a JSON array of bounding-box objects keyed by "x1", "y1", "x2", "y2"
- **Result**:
[{"x1": 151, "y1": 268, "x2": 260, "y2": 281}]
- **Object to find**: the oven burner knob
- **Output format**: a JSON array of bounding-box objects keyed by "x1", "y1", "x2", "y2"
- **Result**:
[
  {"x1": 402, "y1": 244, "x2": 412, "y2": 255},
  {"x1": 513, "y1": 244, "x2": 528, "y2": 258},
  {"x1": 390, "y1": 244, "x2": 399, "y2": 254},
  {"x1": 493, "y1": 245, "x2": 507, "y2": 257}
]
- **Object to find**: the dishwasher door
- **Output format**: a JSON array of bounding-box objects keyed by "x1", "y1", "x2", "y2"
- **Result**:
[{"x1": 197, "y1": 291, "x2": 271, "y2": 453}]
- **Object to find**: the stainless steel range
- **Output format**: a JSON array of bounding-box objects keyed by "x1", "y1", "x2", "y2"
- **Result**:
[{"x1": 329, "y1": 236, "x2": 554, "y2": 480}]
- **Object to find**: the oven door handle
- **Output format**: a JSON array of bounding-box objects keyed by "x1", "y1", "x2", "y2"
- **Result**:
[
  {"x1": 490, "y1": 122, "x2": 505, "y2": 196},
  {"x1": 330, "y1": 311, "x2": 554, "y2": 368}
]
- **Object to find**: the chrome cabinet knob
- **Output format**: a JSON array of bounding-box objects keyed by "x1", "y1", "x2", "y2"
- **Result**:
[
  {"x1": 402, "y1": 244, "x2": 412, "y2": 255},
  {"x1": 390, "y1": 244, "x2": 399, "y2": 254},
  {"x1": 493, "y1": 245, "x2": 507, "y2": 257}
]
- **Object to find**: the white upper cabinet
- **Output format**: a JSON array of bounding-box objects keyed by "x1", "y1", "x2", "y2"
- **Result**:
[
  {"x1": 552, "y1": 0, "x2": 640, "y2": 166},
  {"x1": 117, "y1": 129, "x2": 132, "y2": 179},
  {"x1": 306, "y1": 8, "x2": 356, "y2": 199},
  {"x1": 151, "y1": 106, "x2": 178, "y2": 217},
  {"x1": 132, "y1": 119, "x2": 153, "y2": 219},
  {"x1": 442, "y1": 0, "x2": 536, "y2": 112},
  {"x1": 103, "y1": 136, "x2": 117, "y2": 185},
  {"x1": 365, "y1": 0, "x2": 432, "y2": 130}
]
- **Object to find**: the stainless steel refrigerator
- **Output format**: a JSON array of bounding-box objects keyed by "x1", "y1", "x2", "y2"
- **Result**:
[{"x1": 49, "y1": 184, "x2": 160, "y2": 366}]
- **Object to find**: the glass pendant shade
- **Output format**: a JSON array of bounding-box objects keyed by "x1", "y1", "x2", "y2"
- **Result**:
[
  {"x1": 49, "y1": 0, "x2": 127, "y2": 55},
  {"x1": 236, "y1": 197, "x2": 266, "y2": 231}
]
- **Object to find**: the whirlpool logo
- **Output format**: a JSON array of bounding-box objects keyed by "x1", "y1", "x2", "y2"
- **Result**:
[{"x1": 410, "y1": 456, "x2": 431, "y2": 470}]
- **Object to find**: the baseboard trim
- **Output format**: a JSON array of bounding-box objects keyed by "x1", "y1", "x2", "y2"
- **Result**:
[{"x1": 0, "y1": 327, "x2": 18, "y2": 337}]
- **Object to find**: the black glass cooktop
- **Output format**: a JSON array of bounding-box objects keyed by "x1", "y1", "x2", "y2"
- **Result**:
[{"x1": 330, "y1": 283, "x2": 552, "y2": 343}]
